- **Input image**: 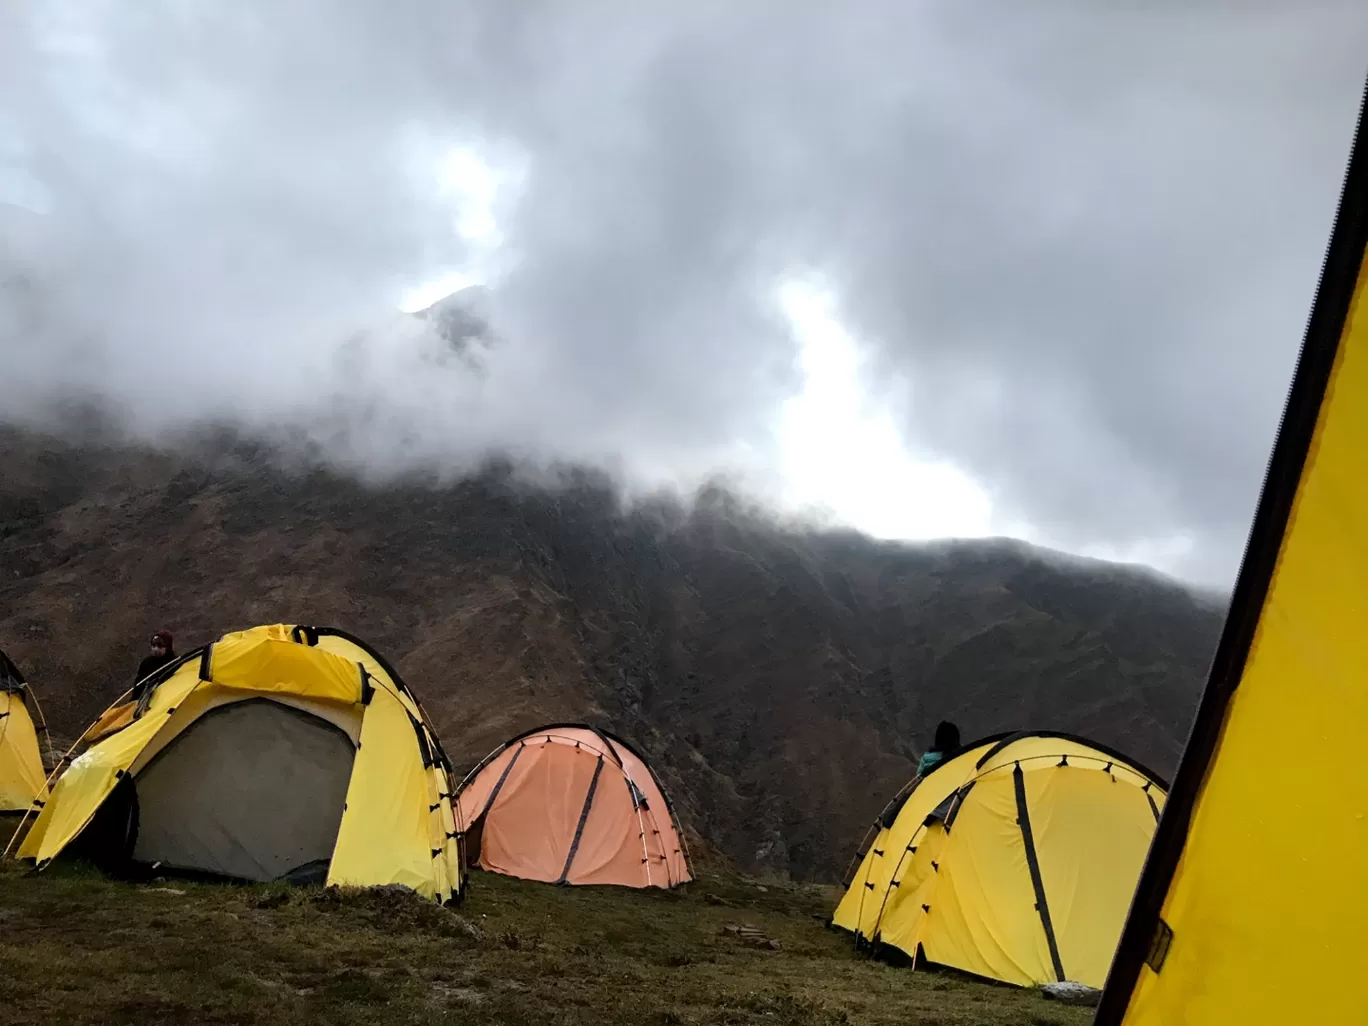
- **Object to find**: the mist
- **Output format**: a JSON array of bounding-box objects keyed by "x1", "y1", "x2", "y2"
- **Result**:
[{"x1": 2, "y1": 1, "x2": 1366, "y2": 588}]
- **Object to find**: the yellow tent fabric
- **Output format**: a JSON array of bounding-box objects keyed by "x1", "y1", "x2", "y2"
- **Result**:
[
  {"x1": 0, "y1": 650, "x2": 49, "y2": 816},
  {"x1": 833, "y1": 732, "x2": 1165, "y2": 988},
  {"x1": 18, "y1": 624, "x2": 464, "y2": 903},
  {"x1": 1096, "y1": 82, "x2": 1368, "y2": 1025}
]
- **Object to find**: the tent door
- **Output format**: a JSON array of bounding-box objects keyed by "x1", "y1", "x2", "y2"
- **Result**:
[{"x1": 131, "y1": 699, "x2": 356, "y2": 882}]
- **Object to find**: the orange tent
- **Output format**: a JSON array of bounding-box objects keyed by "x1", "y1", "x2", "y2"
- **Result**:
[{"x1": 455, "y1": 725, "x2": 691, "y2": 888}]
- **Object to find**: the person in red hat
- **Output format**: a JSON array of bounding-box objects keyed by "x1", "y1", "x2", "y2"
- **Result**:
[{"x1": 132, "y1": 630, "x2": 177, "y2": 698}]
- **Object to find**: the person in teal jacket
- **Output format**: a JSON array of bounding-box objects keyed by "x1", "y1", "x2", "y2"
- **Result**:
[{"x1": 915, "y1": 720, "x2": 961, "y2": 778}]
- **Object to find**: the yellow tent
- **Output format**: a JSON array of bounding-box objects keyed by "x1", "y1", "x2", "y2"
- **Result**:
[
  {"x1": 0, "y1": 649, "x2": 49, "y2": 821},
  {"x1": 1096, "y1": 81, "x2": 1368, "y2": 1025},
  {"x1": 833, "y1": 732, "x2": 1166, "y2": 988},
  {"x1": 18, "y1": 624, "x2": 464, "y2": 902}
]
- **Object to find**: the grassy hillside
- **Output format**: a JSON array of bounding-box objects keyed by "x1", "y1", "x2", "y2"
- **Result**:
[{"x1": 0, "y1": 862, "x2": 1092, "y2": 1026}]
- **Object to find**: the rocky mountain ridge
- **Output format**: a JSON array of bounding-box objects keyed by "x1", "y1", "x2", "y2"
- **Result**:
[{"x1": 0, "y1": 425, "x2": 1225, "y2": 879}]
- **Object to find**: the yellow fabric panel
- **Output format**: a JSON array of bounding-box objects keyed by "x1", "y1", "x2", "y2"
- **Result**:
[
  {"x1": 831, "y1": 742, "x2": 995, "y2": 937},
  {"x1": 1028, "y1": 766, "x2": 1161, "y2": 989},
  {"x1": 208, "y1": 635, "x2": 362, "y2": 705},
  {"x1": 223, "y1": 624, "x2": 293, "y2": 642},
  {"x1": 313, "y1": 632, "x2": 426, "y2": 719},
  {"x1": 284, "y1": 631, "x2": 448, "y2": 903},
  {"x1": 329, "y1": 685, "x2": 444, "y2": 899},
  {"x1": 18, "y1": 704, "x2": 174, "y2": 861},
  {"x1": 145, "y1": 663, "x2": 204, "y2": 715},
  {"x1": 0, "y1": 692, "x2": 47, "y2": 811},
  {"x1": 313, "y1": 632, "x2": 389, "y2": 686},
  {"x1": 19, "y1": 662, "x2": 206, "y2": 861},
  {"x1": 831, "y1": 828, "x2": 890, "y2": 932},
  {"x1": 1119, "y1": 225, "x2": 1368, "y2": 1023},
  {"x1": 430, "y1": 764, "x2": 463, "y2": 898},
  {"x1": 84, "y1": 702, "x2": 136, "y2": 743},
  {"x1": 872, "y1": 821, "x2": 950, "y2": 957},
  {"x1": 414, "y1": 758, "x2": 452, "y2": 899},
  {"x1": 313, "y1": 629, "x2": 458, "y2": 895},
  {"x1": 919, "y1": 767, "x2": 1051, "y2": 987}
]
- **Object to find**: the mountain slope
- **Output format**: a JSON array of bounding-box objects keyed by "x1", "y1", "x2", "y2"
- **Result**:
[{"x1": 0, "y1": 426, "x2": 1225, "y2": 880}]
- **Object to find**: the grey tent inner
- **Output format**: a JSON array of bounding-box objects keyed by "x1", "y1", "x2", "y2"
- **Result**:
[{"x1": 131, "y1": 699, "x2": 356, "y2": 882}]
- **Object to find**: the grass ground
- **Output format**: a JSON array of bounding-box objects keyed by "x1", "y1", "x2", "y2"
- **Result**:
[{"x1": 0, "y1": 861, "x2": 1092, "y2": 1026}]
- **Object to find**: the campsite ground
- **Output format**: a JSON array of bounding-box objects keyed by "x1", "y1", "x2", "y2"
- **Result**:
[{"x1": 0, "y1": 862, "x2": 1091, "y2": 1026}]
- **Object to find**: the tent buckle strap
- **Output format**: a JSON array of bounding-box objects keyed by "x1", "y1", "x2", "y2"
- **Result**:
[{"x1": 1146, "y1": 918, "x2": 1174, "y2": 973}]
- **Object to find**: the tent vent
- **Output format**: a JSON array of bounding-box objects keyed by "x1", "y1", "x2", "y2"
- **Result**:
[
  {"x1": 944, "y1": 781, "x2": 975, "y2": 829},
  {"x1": 1146, "y1": 918, "x2": 1174, "y2": 973}
]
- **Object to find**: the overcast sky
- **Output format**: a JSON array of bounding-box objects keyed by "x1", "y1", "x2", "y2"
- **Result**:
[{"x1": 2, "y1": 2, "x2": 1366, "y2": 587}]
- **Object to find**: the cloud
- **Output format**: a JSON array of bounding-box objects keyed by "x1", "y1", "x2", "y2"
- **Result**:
[{"x1": 1, "y1": 0, "x2": 1366, "y2": 586}]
